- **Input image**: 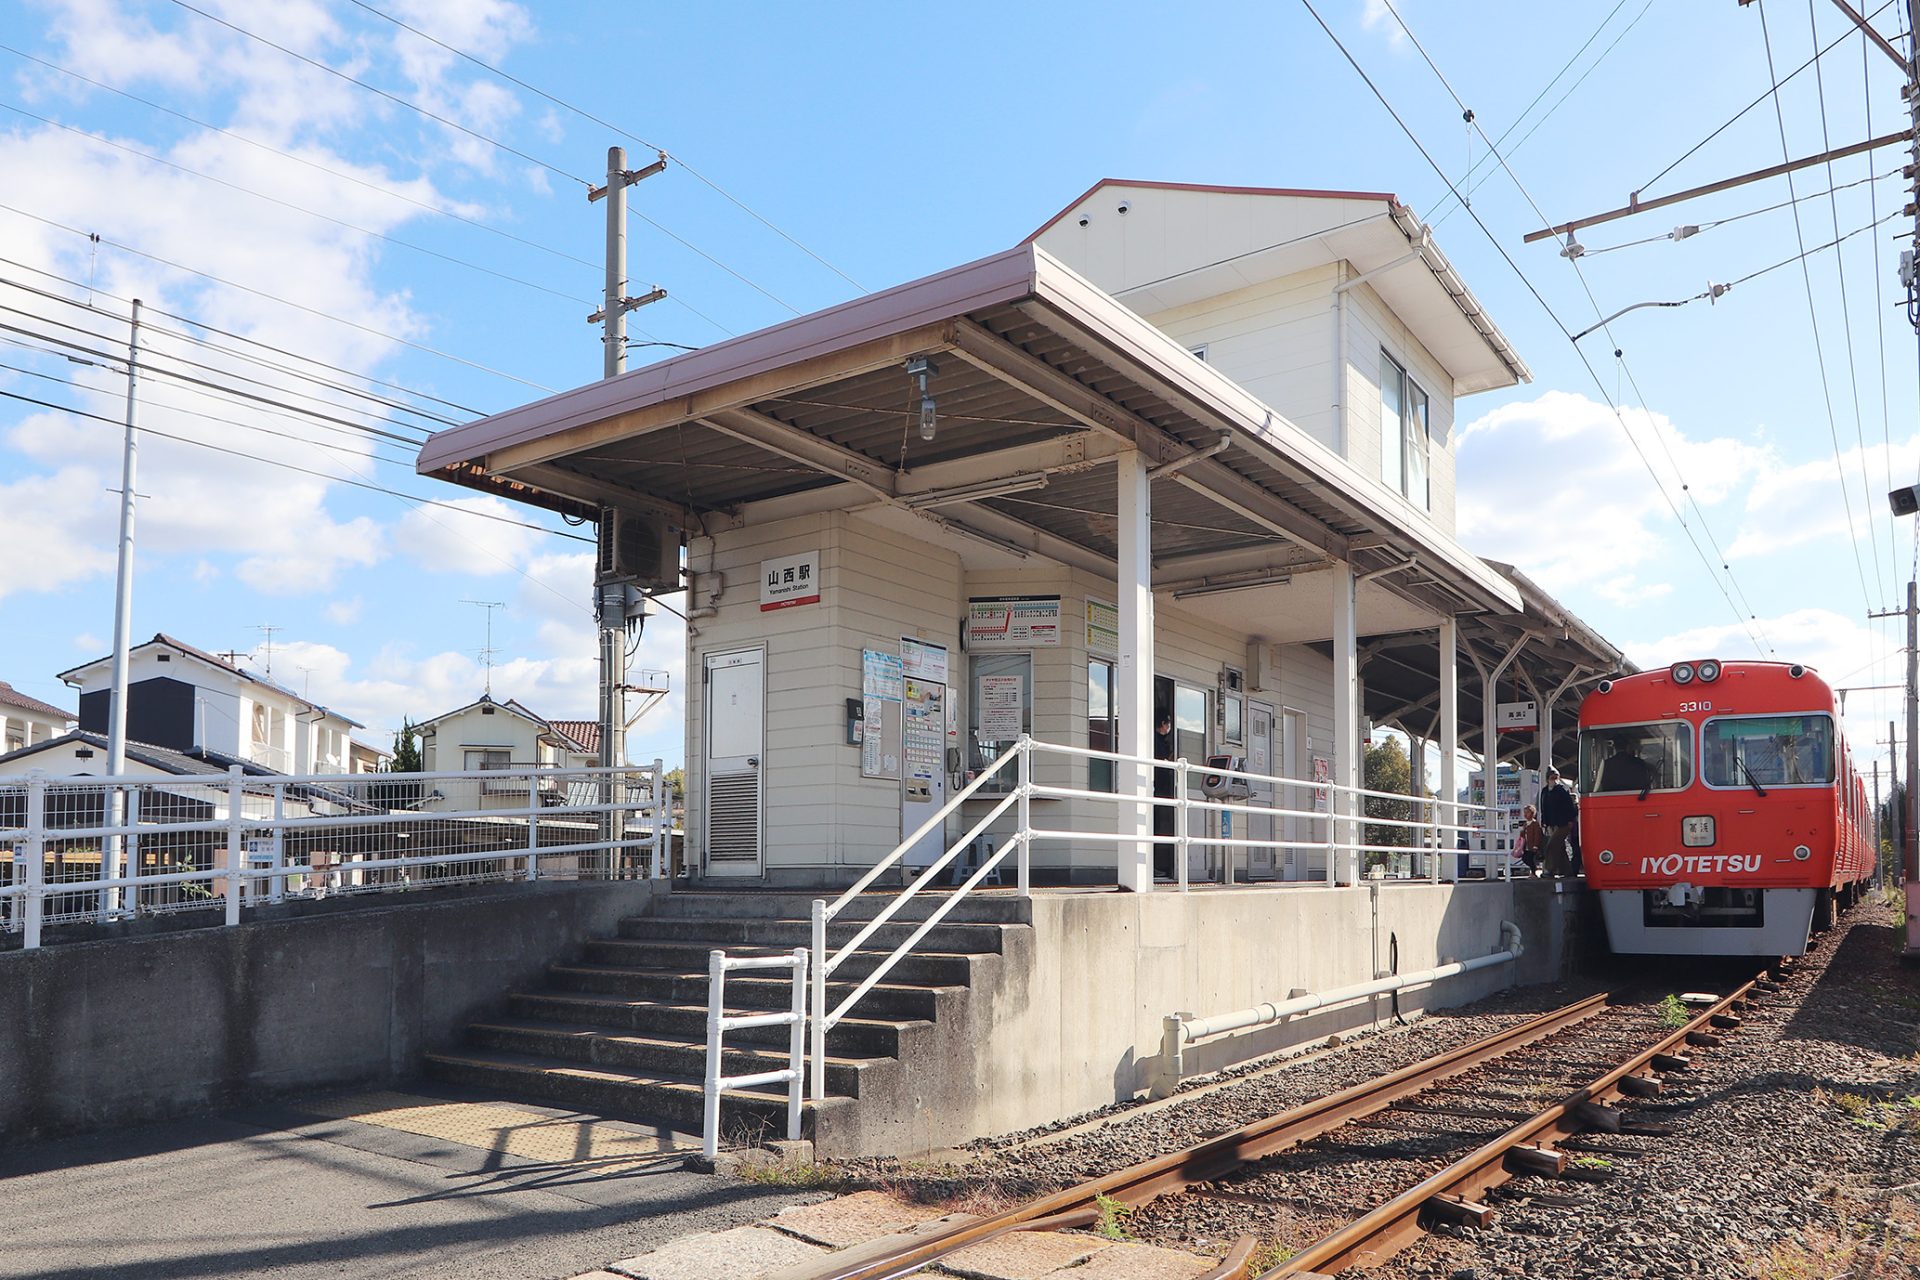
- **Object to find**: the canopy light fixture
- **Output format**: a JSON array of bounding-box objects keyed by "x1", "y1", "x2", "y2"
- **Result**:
[{"x1": 905, "y1": 355, "x2": 938, "y2": 442}]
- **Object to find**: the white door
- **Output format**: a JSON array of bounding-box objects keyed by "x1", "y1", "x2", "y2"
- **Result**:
[
  {"x1": 1246, "y1": 702, "x2": 1277, "y2": 878},
  {"x1": 704, "y1": 649, "x2": 764, "y2": 877},
  {"x1": 1281, "y1": 709, "x2": 1308, "y2": 880}
]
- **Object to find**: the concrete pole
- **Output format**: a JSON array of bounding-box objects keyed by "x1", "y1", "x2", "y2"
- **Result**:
[
  {"x1": 1332, "y1": 561, "x2": 1358, "y2": 885},
  {"x1": 1905, "y1": 580, "x2": 1918, "y2": 955},
  {"x1": 604, "y1": 146, "x2": 628, "y2": 380},
  {"x1": 1439, "y1": 617, "x2": 1458, "y2": 881},
  {"x1": 106, "y1": 299, "x2": 143, "y2": 916},
  {"x1": 1116, "y1": 448, "x2": 1155, "y2": 892}
]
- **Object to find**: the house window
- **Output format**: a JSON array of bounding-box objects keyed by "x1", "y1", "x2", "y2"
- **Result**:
[
  {"x1": 464, "y1": 748, "x2": 511, "y2": 772},
  {"x1": 1379, "y1": 351, "x2": 1431, "y2": 510},
  {"x1": 1088, "y1": 659, "x2": 1116, "y2": 792}
]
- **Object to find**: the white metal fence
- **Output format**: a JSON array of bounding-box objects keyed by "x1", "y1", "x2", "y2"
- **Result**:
[{"x1": 0, "y1": 760, "x2": 670, "y2": 949}]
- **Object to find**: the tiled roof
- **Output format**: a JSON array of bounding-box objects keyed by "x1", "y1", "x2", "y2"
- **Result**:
[
  {"x1": 0, "y1": 680, "x2": 71, "y2": 721},
  {"x1": 548, "y1": 720, "x2": 600, "y2": 754},
  {"x1": 0, "y1": 730, "x2": 228, "y2": 775}
]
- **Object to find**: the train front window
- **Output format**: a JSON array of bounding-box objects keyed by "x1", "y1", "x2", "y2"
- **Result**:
[
  {"x1": 1580, "y1": 722, "x2": 1692, "y2": 795},
  {"x1": 1702, "y1": 714, "x2": 1834, "y2": 788}
]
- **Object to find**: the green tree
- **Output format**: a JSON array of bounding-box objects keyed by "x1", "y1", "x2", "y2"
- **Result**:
[
  {"x1": 663, "y1": 766, "x2": 686, "y2": 802},
  {"x1": 1363, "y1": 738, "x2": 1415, "y2": 870},
  {"x1": 389, "y1": 718, "x2": 423, "y2": 773}
]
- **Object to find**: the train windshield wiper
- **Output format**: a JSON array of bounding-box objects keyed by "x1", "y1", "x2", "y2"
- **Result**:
[{"x1": 1739, "y1": 759, "x2": 1768, "y2": 797}]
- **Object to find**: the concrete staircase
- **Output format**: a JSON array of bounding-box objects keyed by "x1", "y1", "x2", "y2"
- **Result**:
[{"x1": 424, "y1": 889, "x2": 1033, "y2": 1156}]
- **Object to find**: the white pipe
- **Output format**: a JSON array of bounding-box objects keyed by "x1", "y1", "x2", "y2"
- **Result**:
[{"x1": 1154, "y1": 922, "x2": 1522, "y2": 1095}]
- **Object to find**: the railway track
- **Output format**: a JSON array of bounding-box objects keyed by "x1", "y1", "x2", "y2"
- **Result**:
[{"x1": 824, "y1": 978, "x2": 1766, "y2": 1280}]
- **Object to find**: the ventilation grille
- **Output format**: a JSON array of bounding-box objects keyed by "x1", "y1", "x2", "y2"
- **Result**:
[{"x1": 706, "y1": 770, "x2": 761, "y2": 863}]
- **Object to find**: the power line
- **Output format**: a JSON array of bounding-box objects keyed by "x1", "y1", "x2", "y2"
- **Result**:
[
  {"x1": 342, "y1": 0, "x2": 868, "y2": 293},
  {"x1": 0, "y1": 40, "x2": 604, "y2": 278},
  {"x1": 1303, "y1": 0, "x2": 1772, "y2": 658},
  {"x1": 0, "y1": 202, "x2": 556, "y2": 392},
  {"x1": 1380, "y1": 0, "x2": 1783, "y2": 653},
  {"x1": 1576, "y1": 164, "x2": 1902, "y2": 253},
  {"x1": 0, "y1": 99, "x2": 600, "y2": 310},
  {"x1": 1758, "y1": 0, "x2": 1879, "y2": 612}
]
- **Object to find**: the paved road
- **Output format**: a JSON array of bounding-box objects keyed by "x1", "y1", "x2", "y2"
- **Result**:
[{"x1": 0, "y1": 1088, "x2": 823, "y2": 1280}]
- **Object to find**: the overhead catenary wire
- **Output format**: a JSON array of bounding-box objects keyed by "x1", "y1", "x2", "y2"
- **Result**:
[
  {"x1": 1375, "y1": 0, "x2": 1779, "y2": 650},
  {"x1": 1758, "y1": 0, "x2": 1880, "y2": 613},
  {"x1": 1302, "y1": 0, "x2": 1772, "y2": 658},
  {"x1": 1575, "y1": 164, "x2": 1903, "y2": 254}
]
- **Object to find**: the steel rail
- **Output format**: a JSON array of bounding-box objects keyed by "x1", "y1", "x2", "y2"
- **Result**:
[
  {"x1": 819, "y1": 991, "x2": 1612, "y2": 1280},
  {"x1": 1265, "y1": 977, "x2": 1763, "y2": 1275}
]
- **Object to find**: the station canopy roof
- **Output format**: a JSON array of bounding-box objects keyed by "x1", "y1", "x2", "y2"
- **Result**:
[{"x1": 419, "y1": 241, "x2": 1628, "y2": 746}]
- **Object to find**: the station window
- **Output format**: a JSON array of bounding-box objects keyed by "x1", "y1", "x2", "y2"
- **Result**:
[
  {"x1": 1088, "y1": 659, "x2": 1116, "y2": 792},
  {"x1": 969, "y1": 653, "x2": 1032, "y2": 795},
  {"x1": 1173, "y1": 683, "x2": 1209, "y2": 765},
  {"x1": 1379, "y1": 351, "x2": 1431, "y2": 511}
]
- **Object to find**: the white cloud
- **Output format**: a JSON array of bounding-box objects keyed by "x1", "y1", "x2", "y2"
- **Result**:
[
  {"x1": 325, "y1": 596, "x2": 363, "y2": 625},
  {"x1": 71, "y1": 632, "x2": 101, "y2": 652},
  {"x1": 1456, "y1": 390, "x2": 1767, "y2": 601},
  {"x1": 396, "y1": 495, "x2": 545, "y2": 575},
  {"x1": 1726, "y1": 434, "x2": 1920, "y2": 561}
]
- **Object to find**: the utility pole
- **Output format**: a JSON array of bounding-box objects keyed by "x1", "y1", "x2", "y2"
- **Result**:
[
  {"x1": 1874, "y1": 760, "x2": 1884, "y2": 887},
  {"x1": 1906, "y1": 580, "x2": 1917, "y2": 955},
  {"x1": 587, "y1": 147, "x2": 667, "y2": 783},
  {"x1": 105, "y1": 299, "x2": 142, "y2": 916}
]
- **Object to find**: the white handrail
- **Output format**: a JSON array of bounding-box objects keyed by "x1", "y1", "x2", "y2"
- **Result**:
[{"x1": 703, "y1": 947, "x2": 808, "y2": 1161}]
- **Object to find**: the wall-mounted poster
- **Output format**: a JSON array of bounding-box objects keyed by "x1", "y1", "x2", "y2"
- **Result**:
[
  {"x1": 967, "y1": 596, "x2": 1062, "y2": 649},
  {"x1": 978, "y1": 673, "x2": 1025, "y2": 739},
  {"x1": 1086, "y1": 599, "x2": 1118, "y2": 654},
  {"x1": 900, "y1": 637, "x2": 949, "y2": 683},
  {"x1": 860, "y1": 648, "x2": 904, "y2": 779},
  {"x1": 761, "y1": 550, "x2": 821, "y2": 611},
  {"x1": 1312, "y1": 754, "x2": 1332, "y2": 813}
]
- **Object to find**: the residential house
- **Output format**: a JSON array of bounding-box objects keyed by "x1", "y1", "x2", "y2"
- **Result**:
[
  {"x1": 411, "y1": 695, "x2": 598, "y2": 811},
  {"x1": 0, "y1": 680, "x2": 72, "y2": 756},
  {"x1": 59, "y1": 634, "x2": 362, "y2": 775}
]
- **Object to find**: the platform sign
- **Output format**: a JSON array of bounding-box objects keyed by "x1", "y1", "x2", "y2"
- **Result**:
[
  {"x1": 1496, "y1": 699, "x2": 1538, "y2": 733},
  {"x1": 760, "y1": 550, "x2": 820, "y2": 611}
]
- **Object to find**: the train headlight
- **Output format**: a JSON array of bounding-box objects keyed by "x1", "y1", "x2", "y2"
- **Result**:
[
  {"x1": 1598, "y1": 849, "x2": 1615, "y2": 865},
  {"x1": 1793, "y1": 844, "x2": 1811, "y2": 861},
  {"x1": 1671, "y1": 662, "x2": 1696, "y2": 684},
  {"x1": 1697, "y1": 660, "x2": 1721, "y2": 682}
]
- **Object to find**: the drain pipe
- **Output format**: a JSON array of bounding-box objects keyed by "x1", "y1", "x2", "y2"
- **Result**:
[{"x1": 1152, "y1": 922, "x2": 1522, "y2": 1098}]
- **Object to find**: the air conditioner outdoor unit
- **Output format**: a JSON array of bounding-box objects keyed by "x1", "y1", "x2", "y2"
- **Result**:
[{"x1": 596, "y1": 510, "x2": 680, "y2": 591}]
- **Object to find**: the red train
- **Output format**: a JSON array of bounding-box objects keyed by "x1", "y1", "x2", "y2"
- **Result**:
[{"x1": 1577, "y1": 659, "x2": 1875, "y2": 956}]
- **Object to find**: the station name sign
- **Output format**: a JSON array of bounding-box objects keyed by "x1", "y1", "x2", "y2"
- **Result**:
[{"x1": 761, "y1": 550, "x2": 821, "y2": 611}]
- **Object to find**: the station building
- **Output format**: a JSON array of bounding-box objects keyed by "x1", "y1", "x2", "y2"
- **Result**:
[{"x1": 417, "y1": 181, "x2": 1628, "y2": 1147}]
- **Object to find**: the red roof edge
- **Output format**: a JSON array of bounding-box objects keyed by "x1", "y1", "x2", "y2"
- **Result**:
[{"x1": 1024, "y1": 178, "x2": 1402, "y2": 244}]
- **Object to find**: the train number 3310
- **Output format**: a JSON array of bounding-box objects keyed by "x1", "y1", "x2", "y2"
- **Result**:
[{"x1": 1676, "y1": 700, "x2": 1712, "y2": 713}]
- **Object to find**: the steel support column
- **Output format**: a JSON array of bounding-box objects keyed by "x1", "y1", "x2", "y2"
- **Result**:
[
  {"x1": 1332, "y1": 561, "x2": 1359, "y2": 885},
  {"x1": 1438, "y1": 617, "x2": 1458, "y2": 882},
  {"x1": 1116, "y1": 448, "x2": 1155, "y2": 892}
]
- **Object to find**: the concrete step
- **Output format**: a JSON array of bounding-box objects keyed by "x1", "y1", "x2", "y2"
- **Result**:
[
  {"x1": 582, "y1": 939, "x2": 981, "y2": 986},
  {"x1": 545, "y1": 964, "x2": 954, "y2": 1021},
  {"x1": 505, "y1": 990, "x2": 927, "y2": 1058},
  {"x1": 619, "y1": 914, "x2": 1011, "y2": 955},
  {"x1": 649, "y1": 890, "x2": 1032, "y2": 926},
  {"x1": 422, "y1": 1047, "x2": 849, "y2": 1142},
  {"x1": 464, "y1": 1018, "x2": 881, "y2": 1097}
]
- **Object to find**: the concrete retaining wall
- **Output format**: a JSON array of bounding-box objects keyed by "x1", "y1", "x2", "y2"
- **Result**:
[
  {"x1": 926, "y1": 881, "x2": 1558, "y2": 1149},
  {"x1": 0, "y1": 880, "x2": 657, "y2": 1143}
]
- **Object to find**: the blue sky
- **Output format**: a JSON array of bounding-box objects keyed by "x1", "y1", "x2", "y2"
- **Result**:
[{"x1": 0, "y1": 0, "x2": 1914, "y2": 769}]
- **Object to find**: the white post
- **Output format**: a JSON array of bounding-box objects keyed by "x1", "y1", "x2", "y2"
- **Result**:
[
  {"x1": 786, "y1": 946, "x2": 808, "y2": 1142},
  {"x1": 1332, "y1": 560, "x2": 1359, "y2": 885},
  {"x1": 652, "y1": 757, "x2": 667, "y2": 879},
  {"x1": 809, "y1": 898, "x2": 828, "y2": 1104},
  {"x1": 23, "y1": 771, "x2": 45, "y2": 950},
  {"x1": 225, "y1": 764, "x2": 244, "y2": 927},
  {"x1": 1015, "y1": 738, "x2": 1031, "y2": 896},
  {"x1": 106, "y1": 300, "x2": 143, "y2": 912},
  {"x1": 124, "y1": 786, "x2": 142, "y2": 915},
  {"x1": 1175, "y1": 757, "x2": 1190, "y2": 891},
  {"x1": 1439, "y1": 617, "x2": 1459, "y2": 884},
  {"x1": 1116, "y1": 447, "x2": 1156, "y2": 893},
  {"x1": 526, "y1": 772, "x2": 540, "y2": 881},
  {"x1": 703, "y1": 948, "x2": 725, "y2": 1161},
  {"x1": 268, "y1": 783, "x2": 283, "y2": 904}
]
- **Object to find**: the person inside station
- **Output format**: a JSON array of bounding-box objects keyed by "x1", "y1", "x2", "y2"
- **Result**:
[
  {"x1": 1153, "y1": 709, "x2": 1177, "y2": 881},
  {"x1": 1539, "y1": 767, "x2": 1578, "y2": 877}
]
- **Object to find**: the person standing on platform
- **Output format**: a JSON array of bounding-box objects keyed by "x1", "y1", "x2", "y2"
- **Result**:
[
  {"x1": 1516, "y1": 803, "x2": 1544, "y2": 875},
  {"x1": 1539, "y1": 767, "x2": 1577, "y2": 877}
]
